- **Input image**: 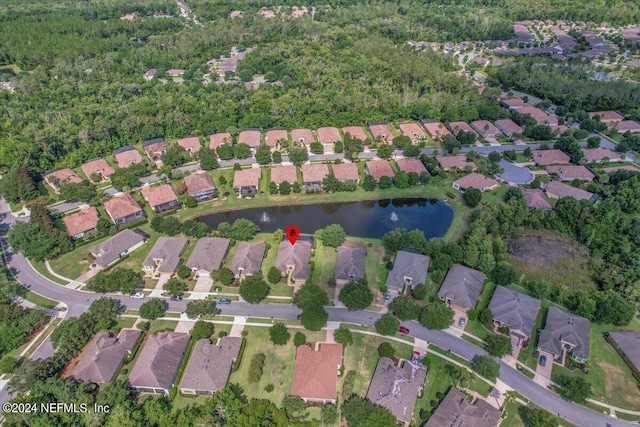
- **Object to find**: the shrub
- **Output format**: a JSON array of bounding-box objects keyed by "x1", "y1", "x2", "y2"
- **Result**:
[
  {"x1": 294, "y1": 331, "x2": 306, "y2": 347},
  {"x1": 378, "y1": 342, "x2": 395, "y2": 358},
  {"x1": 267, "y1": 266, "x2": 282, "y2": 284},
  {"x1": 219, "y1": 267, "x2": 235, "y2": 285},
  {"x1": 269, "y1": 323, "x2": 291, "y2": 345},
  {"x1": 248, "y1": 353, "x2": 266, "y2": 383}
]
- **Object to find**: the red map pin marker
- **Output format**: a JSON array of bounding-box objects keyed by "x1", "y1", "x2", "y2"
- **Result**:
[{"x1": 286, "y1": 225, "x2": 300, "y2": 245}]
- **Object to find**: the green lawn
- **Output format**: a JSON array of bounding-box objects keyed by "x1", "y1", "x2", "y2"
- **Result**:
[
  {"x1": 518, "y1": 302, "x2": 549, "y2": 370},
  {"x1": 309, "y1": 237, "x2": 337, "y2": 299},
  {"x1": 260, "y1": 235, "x2": 280, "y2": 277},
  {"x1": 114, "y1": 317, "x2": 136, "y2": 330},
  {"x1": 148, "y1": 320, "x2": 178, "y2": 335},
  {"x1": 25, "y1": 291, "x2": 58, "y2": 309},
  {"x1": 30, "y1": 259, "x2": 67, "y2": 285},
  {"x1": 269, "y1": 283, "x2": 294, "y2": 297},
  {"x1": 501, "y1": 399, "x2": 579, "y2": 427}
]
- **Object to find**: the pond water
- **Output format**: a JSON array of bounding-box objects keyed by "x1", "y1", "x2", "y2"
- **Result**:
[{"x1": 198, "y1": 198, "x2": 454, "y2": 239}]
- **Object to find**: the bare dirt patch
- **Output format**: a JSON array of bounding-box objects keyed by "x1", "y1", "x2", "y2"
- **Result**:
[{"x1": 599, "y1": 361, "x2": 640, "y2": 407}]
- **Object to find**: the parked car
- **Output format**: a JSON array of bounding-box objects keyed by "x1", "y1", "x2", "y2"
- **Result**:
[
  {"x1": 218, "y1": 298, "x2": 231, "y2": 305},
  {"x1": 384, "y1": 293, "x2": 391, "y2": 302},
  {"x1": 398, "y1": 326, "x2": 410, "y2": 334},
  {"x1": 130, "y1": 292, "x2": 144, "y2": 299},
  {"x1": 458, "y1": 317, "x2": 466, "y2": 327},
  {"x1": 170, "y1": 295, "x2": 182, "y2": 301},
  {"x1": 539, "y1": 355, "x2": 547, "y2": 366}
]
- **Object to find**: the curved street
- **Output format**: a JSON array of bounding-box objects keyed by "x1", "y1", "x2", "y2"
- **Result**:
[{"x1": 0, "y1": 205, "x2": 636, "y2": 426}]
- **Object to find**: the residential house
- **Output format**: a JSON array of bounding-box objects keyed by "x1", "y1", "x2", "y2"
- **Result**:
[
  {"x1": 104, "y1": 193, "x2": 146, "y2": 226},
  {"x1": 177, "y1": 136, "x2": 201, "y2": 154},
  {"x1": 290, "y1": 343, "x2": 343, "y2": 404},
  {"x1": 81, "y1": 158, "x2": 115, "y2": 182},
  {"x1": 385, "y1": 250, "x2": 429, "y2": 292},
  {"x1": 142, "y1": 138, "x2": 166, "y2": 163},
  {"x1": 448, "y1": 121, "x2": 479, "y2": 138},
  {"x1": 615, "y1": 120, "x2": 640, "y2": 133},
  {"x1": 185, "y1": 237, "x2": 230, "y2": 277},
  {"x1": 43, "y1": 168, "x2": 83, "y2": 191},
  {"x1": 518, "y1": 106, "x2": 557, "y2": 125},
  {"x1": 470, "y1": 120, "x2": 501, "y2": 139},
  {"x1": 265, "y1": 129, "x2": 288, "y2": 149},
  {"x1": 588, "y1": 111, "x2": 623, "y2": 125},
  {"x1": 238, "y1": 129, "x2": 262, "y2": 151},
  {"x1": 301, "y1": 163, "x2": 329, "y2": 189},
  {"x1": 334, "y1": 245, "x2": 366, "y2": 285},
  {"x1": 113, "y1": 145, "x2": 143, "y2": 168},
  {"x1": 316, "y1": 127, "x2": 342, "y2": 151},
  {"x1": 436, "y1": 155, "x2": 477, "y2": 171},
  {"x1": 142, "y1": 237, "x2": 188, "y2": 277},
  {"x1": 342, "y1": 126, "x2": 368, "y2": 142},
  {"x1": 425, "y1": 388, "x2": 501, "y2": 427},
  {"x1": 128, "y1": 332, "x2": 190, "y2": 397},
  {"x1": 143, "y1": 68, "x2": 157, "y2": 81},
  {"x1": 233, "y1": 168, "x2": 261, "y2": 196},
  {"x1": 521, "y1": 188, "x2": 553, "y2": 210},
  {"x1": 500, "y1": 98, "x2": 526, "y2": 110},
  {"x1": 544, "y1": 180, "x2": 597, "y2": 202},
  {"x1": 230, "y1": 241, "x2": 266, "y2": 280},
  {"x1": 70, "y1": 329, "x2": 141, "y2": 384},
  {"x1": 141, "y1": 184, "x2": 180, "y2": 213},
  {"x1": 209, "y1": 133, "x2": 233, "y2": 151},
  {"x1": 179, "y1": 337, "x2": 243, "y2": 395},
  {"x1": 368, "y1": 123, "x2": 394, "y2": 143},
  {"x1": 90, "y1": 229, "x2": 147, "y2": 268},
  {"x1": 184, "y1": 172, "x2": 217, "y2": 201},
  {"x1": 422, "y1": 120, "x2": 452, "y2": 141},
  {"x1": 438, "y1": 264, "x2": 486, "y2": 311},
  {"x1": 606, "y1": 331, "x2": 640, "y2": 380},
  {"x1": 582, "y1": 148, "x2": 621, "y2": 163},
  {"x1": 275, "y1": 240, "x2": 312, "y2": 285},
  {"x1": 494, "y1": 119, "x2": 524, "y2": 136},
  {"x1": 166, "y1": 69, "x2": 185, "y2": 77},
  {"x1": 453, "y1": 173, "x2": 499, "y2": 192},
  {"x1": 291, "y1": 128, "x2": 315, "y2": 146},
  {"x1": 63, "y1": 207, "x2": 99, "y2": 239},
  {"x1": 398, "y1": 122, "x2": 426, "y2": 143},
  {"x1": 366, "y1": 357, "x2": 427, "y2": 425},
  {"x1": 331, "y1": 162, "x2": 360, "y2": 183},
  {"x1": 532, "y1": 149, "x2": 571, "y2": 165},
  {"x1": 395, "y1": 158, "x2": 427, "y2": 174},
  {"x1": 365, "y1": 160, "x2": 395, "y2": 182},
  {"x1": 270, "y1": 165, "x2": 298, "y2": 187},
  {"x1": 537, "y1": 307, "x2": 591, "y2": 363},
  {"x1": 546, "y1": 165, "x2": 595, "y2": 182},
  {"x1": 488, "y1": 285, "x2": 540, "y2": 341}
]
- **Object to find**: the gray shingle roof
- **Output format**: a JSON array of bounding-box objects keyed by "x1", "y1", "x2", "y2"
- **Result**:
[
  {"x1": 185, "y1": 237, "x2": 230, "y2": 273},
  {"x1": 608, "y1": 331, "x2": 640, "y2": 373},
  {"x1": 438, "y1": 264, "x2": 486, "y2": 310},
  {"x1": 275, "y1": 240, "x2": 312, "y2": 280},
  {"x1": 366, "y1": 357, "x2": 426, "y2": 424},
  {"x1": 179, "y1": 337, "x2": 242, "y2": 393},
  {"x1": 230, "y1": 241, "x2": 266, "y2": 277},
  {"x1": 142, "y1": 237, "x2": 188, "y2": 274},
  {"x1": 538, "y1": 307, "x2": 590, "y2": 361},
  {"x1": 128, "y1": 332, "x2": 189, "y2": 392},
  {"x1": 90, "y1": 229, "x2": 146, "y2": 267},
  {"x1": 334, "y1": 246, "x2": 366, "y2": 282},
  {"x1": 385, "y1": 250, "x2": 429, "y2": 291},
  {"x1": 424, "y1": 388, "x2": 501, "y2": 427},
  {"x1": 488, "y1": 286, "x2": 540, "y2": 338}
]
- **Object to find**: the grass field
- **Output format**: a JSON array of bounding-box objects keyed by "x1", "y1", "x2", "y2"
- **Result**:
[
  {"x1": 30, "y1": 259, "x2": 67, "y2": 285},
  {"x1": 309, "y1": 237, "x2": 337, "y2": 299},
  {"x1": 148, "y1": 320, "x2": 178, "y2": 335},
  {"x1": 114, "y1": 317, "x2": 137, "y2": 330},
  {"x1": 25, "y1": 291, "x2": 58, "y2": 308},
  {"x1": 518, "y1": 302, "x2": 549, "y2": 370}
]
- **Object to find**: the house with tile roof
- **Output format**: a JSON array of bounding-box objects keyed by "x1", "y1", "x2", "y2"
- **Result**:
[
  {"x1": 63, "y1": 207, "x2": 99, "y2": 239},
  {"x1": 342, "y1": 126, "x2": 367, "y2": 142},
  {"x1": 436, "y1": 155, "x2": 477, "y2": 171},
  {"x1": 301, "y1": 163, "x2": 329, "y2": 189},
  {"x1": 606, "y1": 331, "x2": 640, "y2": 380},
  {"x1": 142, "y1": 138, "x2": 167, "y2": 163},
  {"x1": 386, "y1": 250, "x2": 429, "y2": 292},
  {"x1": 546, "y1": 165, "x2": 595, "y2": 182},
  {"x1": 438, "y1": 264, "x2": 486, "y2": 311},
  {"x1": 334, "y1": 246, "x2": 366, "y2": 285},
  {"x1": 180, "y1": 337, "x2": 243, "y2": 395},
  {"x1": 291, "y1": 128, "x2": 315, "y2": 146},
  {"x1": 365, "y1": 160, "x2": 395, "y2": 181},
  {"x1": 531, "y1": 149, "x2": 571, "y2": 165},
  {"x1": 81, "y1": 158, "x2": 115, "y2": 182},
  {"x1": 368, "y1": 123, "x2": 394, "y2": 143},
  {"x1": 521, "y1": 188, "x2": 553, "y2": 210},
  {"x1": 588, "y1": 111, "x2": 624, "y2": 123},
  {"x1": 544, "y1": 180, "x2": 597, "y2": 202},
  {"x1": 537, "y1": 307, "x2": 591, "y2": 363},
  {"x1": 90, "y1": 229, "x2": 147, "y2": 268},
  {"x1": 238, "y1": 129, "x2": 262, "y2": 149},
  {"x1": 398, "y1": 122, "x2": 426, "y2": 143},
  {"x1": 142, "y1": 237, "x2": 188, "y2": 277},
  {"x1": 396, "y1": 158, "x2": 427, "y2": 174},
  {"x1": 209, "y1": 133, "x2": 233, "y2": 151},
  {"x1": 448, "y1": 121, "x2": 479, "y2": 138},
  {"x1": 582, "y1": 148, "x2": 621, "y2": 163},
  {"x1": 425, "y1": 388, "x2": 501, "y2": 427},
  {"x1": 453, "y1": 173, "x2": 499, "y2": 192},
  {"x1": 488, "y1": 285, "x2": 540, "y2": 341},
  {"x1": 422, "y1": 120, "x2": 452, "y2": 141},
  {"x1": 230, "y1": 241, "x2": 266, "y2": 280},
  {"x1": 471, "y1": 120, "x2": 501, "y2": 139},
  {"x1": 43, "y1": 168, "x2": 83, "y2": 191},
  {"x1": 331, "y1": 162, "x2": 360, "y2": 183},
  {"x1": 104, "y1": 193, "x2": 145, "y2": 226},
  {"x1": 494, "y1": 119, "x2": 524, "y2": 136},
  {"x1": 177, "y1": 136, "x2": 201, "y2": 154},
  {"x1": 113, "y1": 145, "x2": 144, "y2": 168},
  {"x1": 141, "y1": 184, "x2": 180, "y2": 212},
  {"x1": 291, "y1": 343, "x2": 342, "y2": 404},
  {"x1": 275, "y1": 240, "x2": 312, "y2": 285},
  {"x1": 185, "y1": 237, "x2": 230, "y2": 277},
  {"x1": 265, "y1": 129, "x2": 288, "y2": 148},
  {"x1": 233, "y1": 168, "x2": 261, "y2": 196},
  {"x1": 316, "y1": 127, "x2": 342, "y2": 150},
  {"x1": 270, "y1": 165, "x2": 298, "y2": 187},
  {"x1": 615, "y1": 120, "x2": 640, "y2": 133},
  {"x1": 184, "y1": 172, "x2": 217, "y2": 201},
  {"x1": 500, "y1": 98, "x2": 526, "y2": 110}
]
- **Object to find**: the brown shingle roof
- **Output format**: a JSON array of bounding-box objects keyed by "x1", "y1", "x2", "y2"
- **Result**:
[
  {"x1": 608, "y1": 331, "x2": 640, "y2": 374},
  {"x1": 270, "y1": 165, "x2": 298, "y2": 185},
  {"x1": 582, "y1": 148, "x2": 621, "y2": 163},
  {"x1": 436, "y1": 155, "x2": 477, "y2": 171},
  {"x1": 291, "y1": 343, "x2": 342, "y2": 401},
  {"x1": 425, "y1": 388, "x2": 501, "y2": 427},
  {"x1": 265, "y1": 129, "x2": 288, "y2": 147},
  {"x1": 470, "y1": 120, "x2": 501, "y2": 137},
  {"x1": 398, "y1": 123, "x2": 426, "y2": 140},
  {"x1": 81, "y1": 159, "x2": 115, "y2": 181},
  {"x1": 184, "y1": 172, "x2": 216, "y2": 195},
  {"x1": 233, "y1": 168, "x2": 261, "y2": 188},
  {"x1": 104, "y1": 193, "x2": 143, "y2": 223},
  {"x1": 546, "y1": 165, "x2": 595, "y2": 181},
  {"x1": 453, "y1": 173, "x2": 499, "y2": 191},
  {"x1": 177, "y1": 136, "x2": 201, "y2": 153},
  {"x1": 396, "y1": 158, "x2": 427, "y2": 174},
  {"x1": 366, "y1": 160, "x2": 395, "y2": 179},
  {"x1": 209, "y1": 133, "x2": 232, "y2": 150},
  {"x1": 342, "y1": 126, "x2": 367, "y2": 141},
  {"x1": 185, "y1": 237, "x2": 230, "y2": 273},
  {"x1": 275, "y1": 240, "x2": 312, "y2": 280},
  {"x1": 521, "y1": 188, "x2": 553, "y2": 210},
  {"x1": 142, "y1": 237, "x2": 188, "y2": 274},
  {"x1": 368, "y1": 124, "x2": 394, "y2": 141},
  {"x1": 114, "y1": 147, "x2": 143, "y2": 168},
  {"x1": 334, "y1": 246, "x2": 366, "y2": 282},
  {"x1": 545, "y1": 180, "x2": 596, "y2": 201},
  {"x1": 291, "y1": 128, "x2": 314, "y2": 144},
  {"x1": 238, "y1": 130, "x2": 261, "y2": 147},
  {"x1": 301, "y1": 163, "x2": 329, "y2": 183},
  {"x1": 316, "y1": 127, "x2": 342, "y2": 144},
  {"x1": 230, "y1": 241, "x2": 266, "y2": 277},
  {"x1": 179, "y1": 337, "x2": 242, "y2": 393},
  {"x1": 331, "y1": 163, "x2": 360, "y2": 181},
  {"x1": 129, "y1": 332, "x2": 190, "y2": 393},
  {"x1": 532, "y1": 149, "x2": 571, "y2": 165},
  {"x1": 90, "y1": 229, "x2": 146, "y2": 267},
  {"x1": 63, "y1": 207, "x2": 99, "y2": 237},
  {"x1": 494, "y1": 119, "x2": 524, "y2": 136},
  {"x1": 44, "y1": 168, "x2": 83, "y2": 186},
  {"x1": 615, "y1": 120, "x2": 640, "y2": 133},
  {"x1": 141, "y1": 184, "x2": 179, "y2": 207}
]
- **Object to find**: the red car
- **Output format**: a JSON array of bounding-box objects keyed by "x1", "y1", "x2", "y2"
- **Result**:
[{"x1": 398, "y1": 326, "x2": 410, "y2": 334}]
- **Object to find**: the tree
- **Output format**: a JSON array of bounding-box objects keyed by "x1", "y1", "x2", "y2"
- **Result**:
[
  {"x1": 339, "y1": 279, "x2": 373, "y2": 310},
  {"x1": 389, "y1": 295, "x2": 420, "y2": 320},
  {"x1": 239, "y1": 275, "x2": 270, "y2": 304},
  {"x1": 558, "y1": 376, "x2": 592, "y2": 403},
  {"x1": 185, "y1": 299, "x2": 218, "y2": 319},
  {"x1": 491, "y1": 263, "x2": 518, "y2": 285},
  {"x1": 217, "y1": 218, "x2": 260, "y2": 241},
  {"x1": 219, "y1": 267, "x2": 235, "y2": 285},
  {"x1": 191, "y1": 320, "x2": 214, "y2": 341},
  {"x1": 0, "y1": 167, "x2": 40, "y2": 203},
  {"x1": 177, "y1": 265, "x2": 192, "y2": 279},
  {"x1": 321, "y1": 224, "x2": 346, "y2": 247},
  {"x1": 293, "y1": 283, "x2": 329, "y2": 310},
  {"x1": 478, "y1": 308, "x2": 493, "y2": 325},
  {"x1": 292, "y1": 182, "x2": 302, "y2": 193},
  {"x1": 486, "y1": 334, "x2": 513, "y2": 357},
  {"x1": 267, "y1": 266, "x2": 282, "y2": 284},
  {"x1": 310, "y1": 142, "x2": 324, "y2": 154},
  {"x1": 233, "y1": 143, "x2": 252, "y2": 159},
  {"x1": 334, "y1": 327, "x2": 353, "y2": 346},
  {"x1": 442, "y1": 135, "x2": 461, "y2": 153},
  {"x1": 488, "y1": 151, "x2": 502, "y2": 163},
  {"x1": 279, "y1": 181, "x2": 291, "y2": 195},
  {"x1": 255, "y1": 145, "x2": 272, "y2": 165},
  {"x1": 269, "y1": 323, "x2": 290, "y2": 345},
  {"x1": 139, "y1": 298, "x2": 166, "y2": 320},
  {"x1": 248, "y1": 353, "x2": 266, "y2": 383},
  {"x1": 282, "y1": 396, "x2": 309, "y2": 420},
  {"x1": 163, "y1": 277, "x2": 187, "y2": 297},
  {"x1": 0, "y1": 356, "x2": 17, "y2": 374},
  {"x1": 394, "y1": 171, "x2": 410, "y2": 188},
  {"x1": 86, "y1": 268, "x2": 144, "y2": 294},
  {"x1": 363, "y1": 174, "x2": 377, "y2": 191},
  {"x1": 59, "y1": 180, "x2": 96, "y2": 202},
  {"x1": 463, "y1": 188, "x2": 482, "y2": 207},
  {"x1": 418, "y1": 301, "x2": 454, "y2": 329},
  {"x1": 375, "y1": 313, "x2": 400, "y2": 335},
  {"x1": 288, "y1": 146, "x2": 309, "y2": 165},
  {"x1": 88, "y1": 297, "x2": 121, "y2": 330},
  {"x1": 586, "y1": 136, "x2": 601, "y2": 148},
  {"x1": 272, "y1": 151, "x2": 282, "y2": 163},
  {"x1": 592, "y1": 289, "x2": 634, "y2": 325},
  {"x1": 162, "y1": 145, "x2": 189, "y2": 167},
  {"x1": 269, "y1": 181, "x2": 278, "y2": 194},
  {"x1": 321, "y1": 404, "x2": 339, "y2": 425},
  {"x1": 293, "y1": 331, "x2": 306, "y2": 347},
  {"x1": 341, "y1": 396, "x2": 397, "y2": 427},
  {"x1": 472, "y1": 355, "x2": 500, "y2": 381},
  {"x1": 518, "y1": 406, "x2": 556, "y2": 427},
  {"x1": 412, "y1": 283, "x2": 427, "y2": 300},
  {"x1": 378, "y1": 176, "x2": 393, "y2": 189},
  {"x1": 198, "y1": 147, "x2": 219, "y2": 170},
  {"x1": 377, "y1": 144, "x2": 393, "y2": 159},
  {"x1": 403, "y1": 145, "x2": 421, "y2": 158},
  {"x1": 217, "y1": 144, "x2": 234, "y2": 160},
  {"x1": 378, "y1": 342, "x2": 395, "y2": 358}
]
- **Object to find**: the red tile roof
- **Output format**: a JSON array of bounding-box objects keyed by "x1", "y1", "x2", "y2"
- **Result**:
[
  {"x1": 265, "y1": 129, "x2": 288, "y2": 148},
  {"x1": 104, "y1": 193, "x2": 143, "y2": 222},
  {"x1": 316, "y1": 127, "x2": 342, "y2": 144},
  {"x1": 448, "y1": 122, "x2": 478, "y2": 136},
  {"x1": 494, "y1": 119, "x2": 524, "y2": 136},
  {"x1": 470, "y1": 120, "x2": 501, "y2": 137},
  {"x1": 209, "y1": 133, "x2": 232, "y2": 150},
  {"x1": 63, "y1": 207, "x2": 99, "y2": 237},
  {"x1": 81, "y1": 159, "x2": 115, "y2": 181},
  {"x1": 143, "y1": 141, "x2": 166, "y2": 158},
  {"x1": 453, "y1": 173, "x2": 499, "y2": 191},
  {"x1": 501, "y1": 98, "x2": 526, "y2": 108},
  {"x1": 546, "y1": 165, "x2": 595, "y2": 181},
  {"x1": 44, "y1": 168, "x2": 83, "y2": 185},
  {"x1": 521, "y1": 188, "x2": 553, "y2": 210},
  {"x1": 398, "y1": 123, "x2": 426, "y2": 140},
  {"x1": 184, "y1": 172, "x2": 216, "y2": 194},
  {"x1": 342, "y1": 126, "x2": 367, "y2": 141},
  {"x1": 270, "y1": 165, "x2": 298, "y2": 185},
  {"x1": 114, "y1": 148, "x2": 143, "y2": 168},
  {"x1": 589, "y1": 111, "x2": 624, "y2": 122},
  {"x1": 291, "y1": 129, "x2": 314, "y2": 144},
  {"x1": 615, "y1": 120, "x2": 640, "y2": 133},
  {"x1": 532, "y1": 149, "x2": 571, "y2": 165},
  {"x1": 396, "y1": 158, "x2": 427, "y2": 174},
  {"x1": 366, "y1": 160, "x2": 395, "y2": 179},
  {"x1": 177, "y1": 137, "x2": 201, "y2": 153},
  {"x1": 301, "y1": 163, "x2": 329, "y2": 183},
  {"x1": 368, "y1": 124, "x2": 394, "y2": 142},
  {"x1": 436, "y1": 155, "x2": 476, "y2": 171},
  {"x1": 518, "y1": 106, "x2": 547, "y2": 118},
  {"x1": 422, "y1": 122, "x2": 452, "y2": 139},
  {"x1": 291, "y1": 343, "x2": 342, "y2": 401},
  {"x1": 141, "y1": 184, "x2": 179, "y2": 207},
  {"x1": 238, "y1": 130, "x2": 262, "y2": 147},
  {"x1": 331, "y1": 162, "x2": 360, "y2": 181},
  {"x1": 233, "y1": 168, "x2": 261, "y2": 187},
  {"x1": 582, "y1": 148, "x2": 621, "y2": 163}
]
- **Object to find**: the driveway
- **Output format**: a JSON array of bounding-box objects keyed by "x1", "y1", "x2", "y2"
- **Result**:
[
  {"x1": 536, "y1": 350, "x2": 554, "y2": 380},
  {"x1": 451, "y1": 307, "x2": 467, "y2": 330},
  {"x1": 193, "y1": 276, "x2": 213, "y2": 293}
]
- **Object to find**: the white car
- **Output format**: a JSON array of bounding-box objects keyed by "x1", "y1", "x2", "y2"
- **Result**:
[{"x1": 130, "y1": 292, "x2": 145, "y2": 299}]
